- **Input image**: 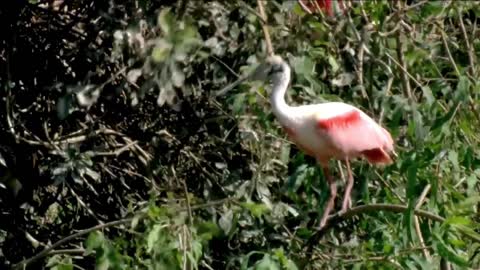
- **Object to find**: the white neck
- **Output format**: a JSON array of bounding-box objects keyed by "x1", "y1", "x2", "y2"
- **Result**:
[{"x1": 270, "y1": 63, "x2": 293, "y2": 126}]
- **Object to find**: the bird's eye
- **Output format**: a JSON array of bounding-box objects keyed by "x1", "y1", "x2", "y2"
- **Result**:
[{"x1": 268, "y1": 65, "x2": 283, "y2": 75}]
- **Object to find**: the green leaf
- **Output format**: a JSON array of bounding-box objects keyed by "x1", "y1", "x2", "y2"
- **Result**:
[
  {"x1": 454, "y1": 75, "x2": 470, "y2": 102},
  {"x1": 218, "y1": 209, "x2": 234, "y2": 235},
  {"x1": 254, "y1": 254, "x2": 280, "y2": 270},
  {"x1": 131, "y1": 213, "x2": 142, "y2": 229},
  {"x1": 273, "y1": 248, "x2": 298, "y2": 270},
  {"x1": 197, "y1": 221, "x2": 221, "y2": 241},
  {"x1": 431, "y1": 103, "x2": 458, "y2": 131},
  {"x1": 458, "y1": 195, "x2": 480, "y2": 208},
  {"x1": 292, "y1": 56, "x2": 315, "y2": 77},
  {"x1": 292, "y1": 2, "x2": 307, "y2": 16},
  {"x1": 241, "y1": 202, "x2": 270, "y2": 218},
  {"x1": 421, "y1": 86, "x2": 435, "y2": 106},
  {"x1": 146, "y1": 224, "x2": 162, "y2": 253},
  {"x1": 448, "y1": 150, "x2": 459, "y2": 171},
  {"x1": 444, "y1": 216, "x2": 471, "y2": 226},
  {"x1": 232, "y1": 93, "x2": 246, "y2": 114},
  {"x1": 55, "y1": 263, "x2": 73, "y2": 270},
  {"x1": 421, "y1": 1, "x2": 445, "y2": 17},
  {"x1": 158, "y1": 8, "x2": 174, "y2": 35},
  {"x1": 406, "y1": 162, "x2": 417, "y2": 199},
  {"x1": 86, "y1": 231, "x2": 104, "y2": 253},
  {"x1": 240, "y1": 251, "x2": 265, "y2": 270},
  {"x1": 412, "y1": 108, "x2": 427, "y2": 143},
  {"x1": 46, "y1": 255, "x2": 62, "y2": 267},
  {"x1": 152, "y1": 39, "x2": 172, "y2": 63},
  {"x1": 97, "y1": 257, "x2": 110, "y2": 270},
  {"x1": 191, "y1": 240, "x2": 203, "y2": 262},
  {"x1": 434, "y1": 233, "x2": 469, "y2": 267},
  {"x1": 328, "y1": 56, "x2": 340, "y2": 73}
]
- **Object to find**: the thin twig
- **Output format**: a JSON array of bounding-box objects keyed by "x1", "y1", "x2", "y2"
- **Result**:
[
  {"x1": 436, "y1": 19, "x2": 480, "y2": 123},
  {"x1": 174, "y1": 167, "x2": 193, "y2": 226},
  {"x1": 85, "y1": 141, "x2": 138, "y2": 157},
  {"x1": 69, "y1": 186, "x2": 104, "y2": 224},
  {"x1": 456, "y1": 8, "x2": 475, "y2": 77},
  {"x1": 238, "y1": 0, "x2": 267, "y2": 25},
  {"x1": 414, "y1": 184, "x2": 432, "y2": 260},
  {"x1": 176, "y1": 0, "x2": 189, "y2": 20},
  {"x1": 339, "y1": 255, "x2": 403, "y2": 269},
  {"x1": 373, "y1": 171, "x2": 404, "y2": 204},
  {"x1": 297, "y1": 0, "x2": 312, "y2": 14},
  {"x1": 211, "y1": 55, "x2": 240, "y2": 78},
  {"x1": 333, "y1": 203, "x2": 444, "y2": 226},
  {"x1": 345, "y1": 11, "x2": 368, "y2": 100},
  {"x1": 384, "y1": 0, "x2": 429, "y2": 24},
  {"x1": 437, "y1": 22, "x2": 460, "y2": 77},
  {"x1": 47, "y1": 249, "x2": 88, "y2": 256},
  {"x1": 395, "y1": 21, "x2": 414, "y2": 100},
  {"x1": 256, "y1": 0, "x2": 274, "y2": 56},
  {"x1": 12, "y1": 218, "x2": 132, "y2": 270},
  {"x1": 385, "y1": 52, "x2": 422, "y2": 89}
]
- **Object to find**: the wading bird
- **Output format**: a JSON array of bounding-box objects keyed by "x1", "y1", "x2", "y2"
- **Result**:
[
  {"x1": 297, "y1": 0, "x2": 348, "y2": 17},
  {"x1": 217, "y1": 55, "x2": 394, "y2": 228}
]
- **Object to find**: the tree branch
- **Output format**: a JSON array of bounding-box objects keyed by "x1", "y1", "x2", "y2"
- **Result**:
[
  {"x1": 256, "y1": 0, "x2": 273, "y2": 56},
  {"x1": 12, "y1": 198, "x2": 236, "y2": 269},
  {"x1": 12, "y1": 218, "x2": 132, "y2": 270},
  {"x1": 414, "y1": 184, "x2": 432, "y2": 260},
  {"x1": 457, "y1": 8, "x2": 476, "y2": 77},
  {"x1": 305, "y1": 203, "x2": 480, "y2": 256},
  {"x1": 395, "y1": 23, "x2": 414, "y2": 100}
]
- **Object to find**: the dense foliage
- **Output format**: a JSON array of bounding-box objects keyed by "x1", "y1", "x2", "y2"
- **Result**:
[{"x1": 1, "y1": 0, "x2": 480, "y2": 269}]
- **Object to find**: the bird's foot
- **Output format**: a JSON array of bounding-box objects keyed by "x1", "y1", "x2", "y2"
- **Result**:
[
  {"x1": 340, "y1": 197, "x2": 352, "y2": 215},
  {"x1": 317, "y1": 211, "x2": 332, "y2": 230},
  {"x1": 317, "y1": 218, "x2": 328, "y2": 230},
  {"x1": 339, "y1": 204, "x2": 349, "y2": 215}
]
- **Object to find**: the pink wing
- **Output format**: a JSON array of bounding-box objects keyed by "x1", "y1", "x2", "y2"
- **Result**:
[{"x1": 316, "y1": 109, "x2": 394, "y2": 164}]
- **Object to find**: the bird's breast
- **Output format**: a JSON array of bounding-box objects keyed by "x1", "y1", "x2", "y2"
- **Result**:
[{"x1": 281, "y1": 121, "x2": 337, "y2": 160}]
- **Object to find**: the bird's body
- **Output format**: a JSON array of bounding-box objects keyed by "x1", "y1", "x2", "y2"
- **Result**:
[
  {"x1": 277, "y1": 102, "x2": 394, "y2": 165},
  {"x1": 267, "y1": 56, "x2": 393, "y2": 166},
  {"x1": 218, "y1": 55, "x2": 394, "y2": 228}
]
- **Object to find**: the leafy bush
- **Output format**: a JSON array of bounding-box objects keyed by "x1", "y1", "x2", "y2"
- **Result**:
[{"x1": 2, "y1": 0, "x2": 480, "y2": 269}]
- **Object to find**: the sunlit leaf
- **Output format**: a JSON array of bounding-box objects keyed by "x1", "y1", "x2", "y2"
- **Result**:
[
  {"x1": 146, "y1": 224, "x2": 162, "y2": 253},
  {"x1": 158, "y1": 8, "x2": 174, "y2": 35}
]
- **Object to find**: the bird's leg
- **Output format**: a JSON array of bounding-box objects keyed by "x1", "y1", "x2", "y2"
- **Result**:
[
  {"x1": 319, "y1": 164, "x2": 337, "y2": 229},
  {"x1": 341, "y1": 159, "x2": 354, "y2": 214}
]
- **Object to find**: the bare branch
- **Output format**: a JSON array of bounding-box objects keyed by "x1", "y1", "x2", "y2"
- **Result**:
[
  {"x1": 414, "y1": 184, "x2": 432, "y2": 260},
  {"x1": 457, "y1": 8, "x2": 476, "y2": 77},
  {"x1": 306, "y1": 203, "x2": 480, "y2": 255},
  {"x1": 12, "y1": 198, "x2": 236, "y2": 269},
  {"x1": 256, "y1": 0, "x2": 274, "y2": 56}
]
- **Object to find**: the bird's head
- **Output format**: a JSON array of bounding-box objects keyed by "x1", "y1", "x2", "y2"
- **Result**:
[
  {"x1": 216, "y1": 55, "x2": 290, "y2": 96},
  {"x1": 250, "y1": 55, "x2": 289, "y2": 82}
]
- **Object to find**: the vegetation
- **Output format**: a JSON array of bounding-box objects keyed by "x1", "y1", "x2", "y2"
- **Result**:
[{"x1": 1, "y1": 0, "x2": 480, "y2": 269}]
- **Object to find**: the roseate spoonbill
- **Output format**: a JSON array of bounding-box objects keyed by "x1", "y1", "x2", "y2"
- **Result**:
[
  {"x1": 217, "y1": 55, "x2": 394, "y2": 228},
  {"x1": 297, "y1": 0, "x2": 348, "y2": 17}
]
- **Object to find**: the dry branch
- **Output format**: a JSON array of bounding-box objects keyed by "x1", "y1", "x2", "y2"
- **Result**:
[{"x1": 256, "y1": 0, "x2": 273, "y2": 56}]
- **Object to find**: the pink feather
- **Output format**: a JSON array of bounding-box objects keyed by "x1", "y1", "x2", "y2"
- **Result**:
[{"x1": 315, "y1": 108, "x2": 394, "y2": 164}]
